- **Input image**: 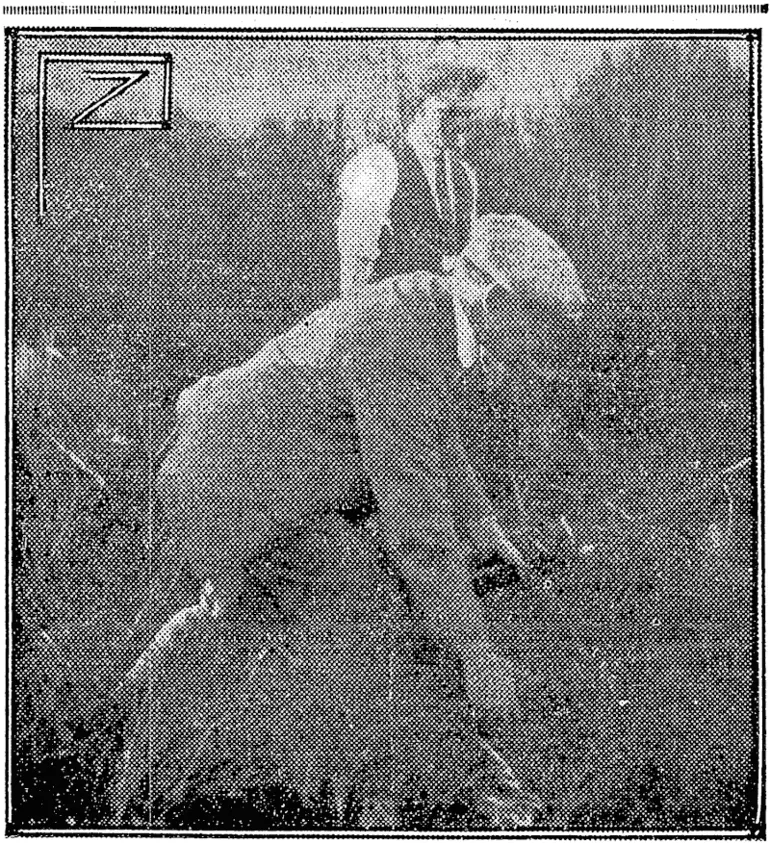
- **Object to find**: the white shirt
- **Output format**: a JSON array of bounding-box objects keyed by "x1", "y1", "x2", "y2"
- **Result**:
[
  {"x1": 337, "y1": 139, "x2": 481, "y2": 365},
  {"x1": 337, "y1": 143, "x2": 398, "y2": 272},
  {"x1": 337, "y1": 139, "x2": 479, "y2": 283},
  {"x1": 452, "y1": 294, "x2": 481, "y2": 369}
]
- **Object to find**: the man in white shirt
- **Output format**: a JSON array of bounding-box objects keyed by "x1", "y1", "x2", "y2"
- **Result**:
[{"x1": 337, "y1": 62, "x2": 487, "y2": 297}]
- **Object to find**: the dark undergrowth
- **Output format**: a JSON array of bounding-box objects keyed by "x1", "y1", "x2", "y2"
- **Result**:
[{"x1": 10, "y1": 740, "x2": 758, "y2": 831}]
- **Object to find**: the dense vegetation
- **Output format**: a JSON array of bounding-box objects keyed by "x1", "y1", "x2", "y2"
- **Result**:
[{"x1": 11, "y1": 38, "x2": 758, "y2": 830}]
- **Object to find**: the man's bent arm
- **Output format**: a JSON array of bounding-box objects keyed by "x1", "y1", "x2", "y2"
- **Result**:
[{"x1": 337, "y1": 144, "x2": 398, "y2": 296}]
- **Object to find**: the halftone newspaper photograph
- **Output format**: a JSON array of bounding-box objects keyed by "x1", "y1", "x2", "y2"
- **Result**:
[{"x1": 6, "y1": 28, "x2": 762, "y2": 833}]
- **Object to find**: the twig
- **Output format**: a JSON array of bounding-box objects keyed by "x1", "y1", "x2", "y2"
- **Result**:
[
  {"x1": 45, "y1": 432, "x2": 106, "y2": 489},
  {"x1": 720, "y1": 457, "x2": 751, "y2": 477},
  {"x1": 604, "y1": 499, "x2": 633, "y2": 523},
  {"x1": 477, "y1": 735, "x2": 521, "y2": 784}
]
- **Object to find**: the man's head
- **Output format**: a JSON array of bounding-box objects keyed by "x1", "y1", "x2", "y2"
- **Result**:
[
  {"x1": 454, "y1": 214, "x2": 587, "y2": 319},
  {"x1": 401, "y1": 62, "x2": 488, "y2": 150}
]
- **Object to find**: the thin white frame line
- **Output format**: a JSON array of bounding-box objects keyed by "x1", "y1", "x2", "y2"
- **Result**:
[
  {"x1": 8, "y1": 27, "x2": 763, "y2": 837},
  {"x1": 72, "y1": 122, "x2": 169, "y2": 128},
  {"x1": 36, "y1": 51, "x2": 45, "y2": 218},
  {"x1": 37, "y1": 53, "x2": 172, "y2": 61},
  {"x1": 15, "y1": 29, "x2": 757, "y2": 41},
  {"x1": 5, "y1": 28, "x2": 17, "y2": 834},
  {"x1": 5, "y1": 829, "x2": 758, "y2": 837},
  {"x1": 3, "y1": 3, "x2": 768, "y2": 11}
]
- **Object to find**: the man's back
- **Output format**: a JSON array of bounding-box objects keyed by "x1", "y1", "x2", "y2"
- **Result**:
[{"x1": 174, "y1": 271, "x2": 459, "y2": 424}]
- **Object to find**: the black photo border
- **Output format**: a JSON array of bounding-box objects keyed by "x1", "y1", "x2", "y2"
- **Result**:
[{"x1": 3, "y1": 25, "x2": 764, "y2": 839}]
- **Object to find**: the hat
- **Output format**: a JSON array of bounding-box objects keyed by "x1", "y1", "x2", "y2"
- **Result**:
[
  {"x1": 461, "y1": 214, "x2": 586, "y2": 312},
  {"x1": 416, "y1": 62, "x2": 488, "y2": 105}
]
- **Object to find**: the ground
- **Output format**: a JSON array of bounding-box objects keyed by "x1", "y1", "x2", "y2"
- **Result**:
[{"x1": 10, "y1": 308, "x2": 758, "y2": 832}]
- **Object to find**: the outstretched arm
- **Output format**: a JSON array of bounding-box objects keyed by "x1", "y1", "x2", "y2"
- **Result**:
[
  {"x1": 344, "y1": 302, "x2": 530, "y2": 722},
  {"x1": 344, "y1": 300, "x2": 494, "y2": 657}
]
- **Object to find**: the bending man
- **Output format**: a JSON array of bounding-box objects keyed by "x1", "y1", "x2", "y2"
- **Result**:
[{"x1": 117, "y1": 214, "x2": 586, "y2": 828}]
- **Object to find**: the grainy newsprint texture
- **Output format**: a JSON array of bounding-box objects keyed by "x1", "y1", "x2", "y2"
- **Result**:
[{"x1": 7, "y1": 28, "x2": 761, "y2": 833}]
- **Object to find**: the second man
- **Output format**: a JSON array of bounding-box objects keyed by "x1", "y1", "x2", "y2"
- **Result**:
[{"x1": 337, "y1": 61, "x2": 488, "y2": 296}]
